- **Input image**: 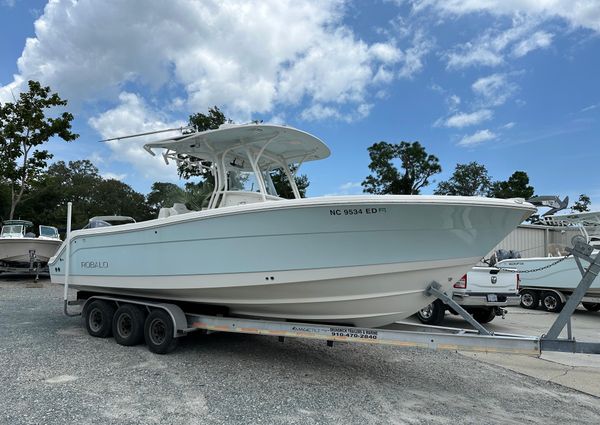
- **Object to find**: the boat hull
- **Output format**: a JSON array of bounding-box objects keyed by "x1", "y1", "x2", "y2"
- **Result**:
[
  {"x1": 50, "y1": 196, "x2": 533, "y2": 326},
  {"x1": 0, "y1": 238, "x2": 62, "y2": 265}
]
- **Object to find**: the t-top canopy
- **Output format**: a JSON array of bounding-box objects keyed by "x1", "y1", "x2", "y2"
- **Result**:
[
  {"x1": 2, "y1": 220, "x2": 33, "y2": 227},
  {"x1": 144, "y1": 124, "x2": 330, "y2": 171}
]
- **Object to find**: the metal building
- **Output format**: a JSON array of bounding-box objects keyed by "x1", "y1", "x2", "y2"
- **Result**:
[{"x1": 484, "y1": 224, "x2": 584, "y2": 261}]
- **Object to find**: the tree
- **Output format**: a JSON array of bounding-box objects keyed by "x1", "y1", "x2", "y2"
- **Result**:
[
  {"x1": 488, "y1": 171, "x2": 534, "y2": 199},
  {"x1": 146, "y1": 181, "x2": 215, "y2": 214},
  {"x1": 270, "y1": 166, "x2": 309, "y2": 199},
  {"x1": 178, "y1": 106, "x2": 230, "y2": 179},
  {"x1": 571, "y1": 194, "x2": 591, "y2": 212},
  {"x1": 362, "y1": 141, "x2": 441, "y2": 195},
  {"x1": 0, "y1": 80, "x2": 78, "y2": 219},
  {"x1": 147, "y1": 182, "x2": 186, "y2": 213},
  {"x1": 18, "y1": 160, "x2": 152, "y2": 229},
  {"x1": 434, "y1": 162, "x2": 492, "y2": 196}
]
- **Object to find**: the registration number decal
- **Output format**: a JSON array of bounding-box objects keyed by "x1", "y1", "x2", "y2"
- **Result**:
[{"x1": 329, "y1": 207, "x2": 387, "y2": 216}]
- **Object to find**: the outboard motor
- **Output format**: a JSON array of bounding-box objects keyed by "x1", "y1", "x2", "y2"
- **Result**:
[{"x1": 487, "y1": 249, "x2": 521, "y2": 266}]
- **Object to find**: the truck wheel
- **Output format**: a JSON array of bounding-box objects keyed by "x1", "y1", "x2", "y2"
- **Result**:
[
  {"x1": 144, "y1": 309, "x2": 178, "y2": 354},
  {"x1": 113, "y1": 304, "x2": 146, "y2": 346},
  {"x1": 84, "y1": 300, "x2": 116, "y2": 338},
  {"x1": 416, "y1": 300, "x2": 445, "y2": 325},
  {"x1": 520, "y1": 290, "x2": 539, "y2": 309},
  {"x1": 541, "y1": 291, "x2": 564, "y2": 313},
  {"x1": 472, "y1": 308, "x2": 496, "y2": 324},
  {"x1": 582, "y1": 302, "x2": 600, "y2": 312}
]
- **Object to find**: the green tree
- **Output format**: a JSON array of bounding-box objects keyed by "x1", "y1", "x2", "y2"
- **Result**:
[
  {"x1": 362, "y1": 141, "x2": 441, "y2": 195},
  {"x1": 147, "y1": 182, "x2": 186, "y2": 213},
  {"x1": 146, "y1": 181, "x2": 214, "y2": 214},
  {"x1": 488, "y1": 171, "x2": 534, "y2": 199},
  {"x1": 571, "y1": 194, "x2": 591, "y2": 212},
  {"x1": 434, "y1": 162, "x2": 492, "y2": 196},
  {"x1": 19, "y1": 160, "x2": 152, "y2": 229},
  {"x1": 270, "y1": 166, "x2": 309, "y2": 199},
  {"x1": 0, "y1": 80, "x2": 78, "y2": 219},
  {"x1": 178, "y1": 106, "x2": 230, "y2": 179}
]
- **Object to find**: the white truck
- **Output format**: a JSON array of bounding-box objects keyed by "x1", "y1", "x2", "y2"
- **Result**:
[{"x1": 417, "y1": 266, "x2": 521, "y2": 325}]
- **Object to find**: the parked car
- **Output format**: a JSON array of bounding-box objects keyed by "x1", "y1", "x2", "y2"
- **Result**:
[{"x1": 417, "y1": 266, "x2": 520, "y2": 325}]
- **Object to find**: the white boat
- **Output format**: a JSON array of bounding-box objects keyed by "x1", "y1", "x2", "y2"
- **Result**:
[
  {"x1": 497, "y1": 211, "x2": 600, "y2": 298},
  {"x1": 0, "y1": 220, "x2": 62, "y2": 267},
  {"x1": 49, "y1": 124, "x2": 534, "y2": 327}
]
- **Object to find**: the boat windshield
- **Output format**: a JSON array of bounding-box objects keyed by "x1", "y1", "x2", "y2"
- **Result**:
[
  {"x1": 39, "y1": 225, "x2": 59, "y2": 239},
  {"x1": 228, "y1": 170, "x2": 279, "y2": 196},
  {"x1": 1, "y1": 225, "x2": 24, "y2": 238}
]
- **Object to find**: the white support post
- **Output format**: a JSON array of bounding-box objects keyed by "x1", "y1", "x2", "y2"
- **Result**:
[
  {"x1": 63, "y1": 202, "x2": 72, "y2": 302},
  {"x1": 62, "y1": 202, "x2": 79, "y2": 316}
]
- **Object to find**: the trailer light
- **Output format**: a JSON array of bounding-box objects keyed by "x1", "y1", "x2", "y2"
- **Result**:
[{"x1": 453, "y1": 274, "x2": 467, "y2": 289}]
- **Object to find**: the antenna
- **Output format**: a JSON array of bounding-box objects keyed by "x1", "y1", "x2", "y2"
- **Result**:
[{"x1": 98, "y1": 126, "x2": 195, "y2": 142}]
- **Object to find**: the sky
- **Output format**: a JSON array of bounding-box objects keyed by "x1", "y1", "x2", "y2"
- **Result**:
[{"x1": 1, "y1": 0, "x2": 599, "y2": 208}]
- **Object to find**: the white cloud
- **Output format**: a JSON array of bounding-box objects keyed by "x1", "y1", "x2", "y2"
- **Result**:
[
  {"x1": 458, "y1": 129, "x2": 497, "y2": 147},
  {"x1": 101, "y1": 172, "x2": 127, "y2": 181},
  {"x1": 324, "y1": 181, "x2": 363, "y2": 196},
  {"x1": 1, "y1": 0, "x2": 397, "y2": 120},
  {"x1": 89, "y1": 92, "x2": 186, "y2": 182},
  {"x1": 397, "y1": 30, "x2": 434, "y2": 79},
  {"x1": 581, "y1": 103, "x2": 599, "y2": 112},
  {"x1": 448, "y1": 94, "x2": 461, "y2": 110},
  {"x1": 300, "y1": 103, "x2": 372, "y2": 123},
  {"x1": 438, "y1": 109, "x2": 493, "y2": 128},
  {"x1": 472, "y1": 73, "x2": 518, "y2": 106},
  {"x1": 410, "y1": 0, "x2": 600, "y2": 33},
  {"x1": 512, "y1": 30, "x2": 553, "y2": 57},
  {"x1": 502, "y1": 122, "x2": 516, "y2": 129},
  {"x1": 444, "y1": 16, "x2": 550, "y2": 69},
  {"x1": 339, "y1": 182, "x2": 362, "y2": 191}
]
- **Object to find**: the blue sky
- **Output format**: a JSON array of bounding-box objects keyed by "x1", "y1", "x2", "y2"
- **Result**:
[{"x1": 1, "y1": 0, "x2": 599, "y2": 208}]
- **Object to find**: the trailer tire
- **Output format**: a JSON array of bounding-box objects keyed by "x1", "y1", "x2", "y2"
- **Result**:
[
  {"x1": 417, "y1": 300, "x2": 445, "y2": 325},
  {"x1": 472, "y1": 308, "x2": 496, "y2": 324},
  {"x1": 84, "y1": 300, "x2": 116, "y2": 338},
  {"x1": 541, "y1": 291, "x2": 564, "y2": 313},
  {"x1": 144, "y1": 309, "x2": 178, "y2": 354},
  {"x1": 113, "y1": 304, "x2": 146, "y2": 346},
  {"x1": 582, "y1": 302, "x2": 600, "y2": 312},
  {"x1": 520, "y1": 290, "x2": 539, "y2": 310}
]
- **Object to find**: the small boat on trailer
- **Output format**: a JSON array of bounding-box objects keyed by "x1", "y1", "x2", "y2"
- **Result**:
[
  {"x1": 50, "y1": 123, "x2": 535, "y2": 327},
  {"x1": 0, "y1": 220, "x2": 62, "y2": 275}
]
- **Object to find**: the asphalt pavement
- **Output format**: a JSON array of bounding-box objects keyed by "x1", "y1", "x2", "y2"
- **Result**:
[{"x1": 1, "y1": 276, "x2": 599, "y2": 424}]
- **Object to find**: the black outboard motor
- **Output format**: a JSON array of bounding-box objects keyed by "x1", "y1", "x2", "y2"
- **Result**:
[{"x1": 487, "y1": 249, "x2": 521, "y2": 266}]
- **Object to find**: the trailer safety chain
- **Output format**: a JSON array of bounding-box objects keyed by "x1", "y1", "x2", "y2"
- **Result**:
[{"x1": 495, "y1": 254, "x2": 571, "y2": 274}]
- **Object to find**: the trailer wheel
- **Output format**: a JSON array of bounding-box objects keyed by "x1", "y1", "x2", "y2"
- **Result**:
[
  {"x1": 113, "y1": 304, "x2": 146, "y2": 346},
  {"x1": 84, "y1": 300, "x2": 116, "y2": 338},
  {"x1": 472, "y1": 308, "x2": 496, "y2": 324},
  {"x1": 144, "y1": 309, "x2": 178, "y2": 354},
  {"x1": 417, "y1": 300, "x2": 445, "y2": 325},
  {"x1": 582, "y1": 302, "x2": 600, "y2": 312},
  {"x1": 520, "y1": 290, "x2": 539, "y2": 309},
  {"x1": 541, "y1": 291, "x2": 564, "y2": 313}
]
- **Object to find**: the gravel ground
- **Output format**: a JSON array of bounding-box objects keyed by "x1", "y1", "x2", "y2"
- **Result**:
[{"x1": 1, "y1": 277, "x2": 599, "y2": 425}]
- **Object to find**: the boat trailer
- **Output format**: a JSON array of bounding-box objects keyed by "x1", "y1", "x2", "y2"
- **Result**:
[
  {"x1": 0, "y1": 249, "x2": 48, "y2": 282},
  {"x1": 62, "y1": 237, "x2": 600, "y2": 356}
]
